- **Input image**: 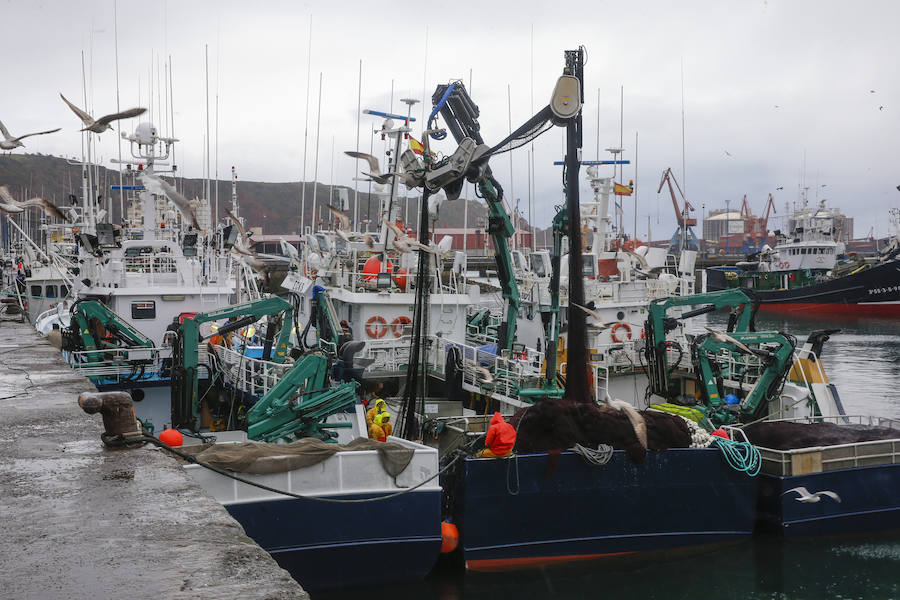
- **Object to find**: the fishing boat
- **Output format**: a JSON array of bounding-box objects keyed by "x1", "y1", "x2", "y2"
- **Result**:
[
  {"x1": 708, "y1": 196, "x2": 900, "y2": 316},
  {"x1": 23, "y1": 120, "x2": 262, "y2": 433},
  {"x1": 182, "y1": 406, "x2": 443, "y2": 591}
]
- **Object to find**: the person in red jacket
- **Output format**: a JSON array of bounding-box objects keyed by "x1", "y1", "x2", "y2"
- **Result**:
[{"x1": 478, "y1": 412, "x2": 516, "y2": 458}]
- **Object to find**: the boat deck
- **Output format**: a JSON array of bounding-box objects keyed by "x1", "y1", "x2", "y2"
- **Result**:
[{"x1": 0, "y1": 318, "x2": 308, "y2": 599}]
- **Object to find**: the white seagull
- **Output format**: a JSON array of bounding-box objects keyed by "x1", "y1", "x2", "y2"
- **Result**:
[
  {"x1": 345, "y1": 151, "x2": 418, "y2": 188},
  {"x1": 783, "y1": 486, "x2": 841, "y2": 504},
  {"x1": 0, "y1": 120, "x2": 60, "y2": 150},
  {"x1": 60, "y1": 93, "x2": 146, "y2": 133}
]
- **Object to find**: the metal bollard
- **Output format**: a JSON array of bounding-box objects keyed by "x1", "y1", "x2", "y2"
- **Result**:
[{"x1": 79, "y1": 391, "x2": 144, "y2": 446}]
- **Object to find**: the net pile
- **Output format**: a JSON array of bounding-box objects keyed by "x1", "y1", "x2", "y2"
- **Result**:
[
  {"x1": 743, "y1": 421, "x2": 900, "y2": 451},
  {"x1": 511, "y1": 399, "x2": 692, "y2": 463}
]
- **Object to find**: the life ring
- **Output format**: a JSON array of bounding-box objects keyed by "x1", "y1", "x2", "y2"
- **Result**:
[
  {"x1": 391, "y1": 316, "x2": 412, "y2": 337},
  {"x1": 610, "y1": 322, "x2": 632, "y2": 343},
  {"x1": 366, "y1": 316, "x2": 388, "y2": 338}
]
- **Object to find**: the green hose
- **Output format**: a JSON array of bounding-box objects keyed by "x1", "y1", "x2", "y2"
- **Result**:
[{"x1": 713, "y1": 437, "x2": 761, "y2": 477}]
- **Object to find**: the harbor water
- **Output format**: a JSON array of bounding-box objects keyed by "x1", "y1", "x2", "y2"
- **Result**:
[{"x1": 320, "y1": 311, "x2": 900, "y2": 599}]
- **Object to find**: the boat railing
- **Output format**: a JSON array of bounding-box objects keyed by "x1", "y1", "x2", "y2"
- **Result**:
[
  {"x1": 750, "y1": 415, "x2": 900, "y2": 476},
  {"x1": 434, "y1": 336, "x2": 544, "y2": 409},
  {"x1": 215, "y1": 345, "x2": 293, "y2": 398},
  {"x1": 355, "y1": 335, "x2": 413, "y2": 374},
  {"x1": 587, "y1": 338, "x2": 650, "y2": 373},
  {"x1": 66, "y1": 344, "x2": 198, "y2": 384}
]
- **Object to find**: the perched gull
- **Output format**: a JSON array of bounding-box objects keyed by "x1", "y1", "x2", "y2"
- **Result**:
[
  {"x1": 0, "y1": 120, "x2": 60, "y2": 150},
  {"x1": 783, "y1": 486, "x2": 841, "y2": 504},
  {"x1": 704, "y1": 326, "x2": 757, "y2": 356},
  {"x1": 606, "y1": 398, "x2": 648, "y2": 450},
  {"x1": 59, "y1": 93, "x2": 146, "y2": 133}
]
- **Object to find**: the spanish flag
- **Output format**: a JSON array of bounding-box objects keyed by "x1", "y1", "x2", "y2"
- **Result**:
[
  {"x1": 409, "y1": 136, "x2": 425, "y2": 155},
  {"x1": 614, "y1": 182, "x2": 633, "y2": 196}
]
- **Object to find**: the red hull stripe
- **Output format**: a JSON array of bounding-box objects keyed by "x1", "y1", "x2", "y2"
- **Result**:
[
  {"x1": 466, "y1": 551, "x2": 633, "y2": 571},
  {"x1": 757, "y1": 302, "x2": 900, "y2": 317}
]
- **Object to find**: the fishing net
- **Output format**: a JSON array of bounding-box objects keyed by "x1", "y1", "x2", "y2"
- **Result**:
[
  {"x1": 484, "y1": 105, "x2": 555, "y2": 158},
  {"x1": 742, "y1": 421, "x2": 900, "y2": 451},
  {"x1": 510, "y1": 399, "x2": 692, "y2": 464},
  {"x1": 181, "y1": 437, "x2": 415, "y2": 476}
]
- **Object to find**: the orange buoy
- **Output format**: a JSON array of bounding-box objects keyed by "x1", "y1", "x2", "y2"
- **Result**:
[
  {"x1": 363, "y1": 256, "x2": 393, "y2": 282},
  {"x1": 159, "y1": 428, "x2": 183, "y2": 447},
  {"x1": 440, "y1": 521, "x2": 459, "y2": 553},
  {"x1": 394, "y1": 268, "x2": 408, "y2": 291}
]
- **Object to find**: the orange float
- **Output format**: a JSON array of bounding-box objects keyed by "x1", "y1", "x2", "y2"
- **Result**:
[{"x1": 363, "y1": 256, "x2": 393, "y2": 282}]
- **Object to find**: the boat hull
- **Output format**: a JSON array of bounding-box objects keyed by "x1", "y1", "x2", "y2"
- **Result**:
[
  {"x1": 447, "y1": 448, "x2": 758, "y2": 571},
  {"x1": 226, "y1": 490, "x2": 443, "y2": 590},
  {"x1": 757, "y1": 464, "x2": 900, "y2": 538},
  {"x1": 708, "y1": 260, "x2": 900, "y2": 316}
]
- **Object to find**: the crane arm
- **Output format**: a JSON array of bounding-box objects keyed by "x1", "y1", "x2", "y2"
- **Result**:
[
  {"x1": 66, "y1": 300, "x2": 154, "y2": 361},
  {"x1": 171, "y1": 296, "x2": 295, "y2": 429},
  {"x1": 643, "y1": 289, "x2": 759, "y2": 399}
]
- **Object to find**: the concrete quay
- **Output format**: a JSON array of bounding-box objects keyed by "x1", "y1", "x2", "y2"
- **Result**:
[{"x1": 0, "y1": 318, "x2": 308, "y2": 599}]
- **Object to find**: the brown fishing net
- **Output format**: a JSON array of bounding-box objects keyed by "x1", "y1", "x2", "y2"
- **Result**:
[
  {"x1": 743, "y1": 421, "x2": 900, "y2": 451},
  {"x1": 510, "y1": 399, "x2": 692, "y2": 463}
]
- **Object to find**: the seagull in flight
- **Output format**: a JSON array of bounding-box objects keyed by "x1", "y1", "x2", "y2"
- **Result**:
[
  {"x1": 776, "y1": 186, "x2": 784, "y2": 190},
  {"x1": 59, "y1": 93, "x2": 146, "y2": 133},
  {"x1": 724, "y1": 150, "x2": 732, "y2": 157},
  {"x1": 345, "y1": 150, "x2": 419, "y2": 188},
  {"x1": 139, "y1": 171, "x2": 199, "y2": 229},
  {"x1": 0, "y1": 120, "x2": 60, "y2": 150},
  {"x1": 783, "y1": 486, "x2": 841, "y2": 504}
]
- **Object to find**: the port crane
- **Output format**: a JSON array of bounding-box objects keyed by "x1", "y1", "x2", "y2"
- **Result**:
[{"x1": 658, "y1": 168, "x2": 699, "y2": 254}]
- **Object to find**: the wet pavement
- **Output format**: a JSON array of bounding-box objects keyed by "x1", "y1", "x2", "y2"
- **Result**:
[{"x1": 0, "y1": 319, "x2": 308, "y2": 599}]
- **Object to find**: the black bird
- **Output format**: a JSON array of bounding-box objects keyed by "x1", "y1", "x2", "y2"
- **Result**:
[{"x1": 776, "y1": 186, "x2": 784, "y2": 190}]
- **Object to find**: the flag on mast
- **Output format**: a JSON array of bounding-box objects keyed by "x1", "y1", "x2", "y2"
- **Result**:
[
  {"x1": 614, "y1": 181, "x2": 633, "y2": 196},
  {"x1": 409, "y1": 136, "x2": 425, "y2": 155}
]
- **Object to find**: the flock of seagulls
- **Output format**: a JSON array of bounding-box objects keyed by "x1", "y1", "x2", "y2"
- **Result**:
[{"x1": 1, "y1": 94, "x2": 147, "y2": 223}]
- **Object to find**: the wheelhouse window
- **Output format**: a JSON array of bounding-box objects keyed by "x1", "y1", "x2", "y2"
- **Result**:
[
  {"x1": 45, "y1": 285, "x2": 58, "y2": 299},
  {"x1": 60, "y1": 285, "x2": 69, "y2": 297},
  {"x1": 131, "y1": 300, "x2": 156, "y2": 320},
  {"x1": 30, "y1": 285, "x2": 42, "y2": 298}
]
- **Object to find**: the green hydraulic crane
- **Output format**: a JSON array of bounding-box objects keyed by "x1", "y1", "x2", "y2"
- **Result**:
[
  {"x1": 519, "y1": 207, "x2": 567, "y2": 401},
  {"x1": 644, "y1": 288, "x2": 760, "y2": 400},
  {"x1": 171, "y1": 296, "x2": 295, "y2": 428},
  {"x1": 171, "y1": 291, "x2": 362, "y2": 442},
  {"x1": 63, "y1": 300, "x2": 154, "y2": 364}
]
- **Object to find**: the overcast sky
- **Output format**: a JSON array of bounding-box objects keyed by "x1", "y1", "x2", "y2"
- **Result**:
[{"x1": 4, "y1": 0, "x2": 899, "y2": 239}]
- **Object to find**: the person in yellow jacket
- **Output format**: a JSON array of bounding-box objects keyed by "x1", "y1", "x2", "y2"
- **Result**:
[
  {"x1": 369, "y1": 411, "x2": 392, "y2": 442},
  {"x1": 366, "y1": 398, "x2": 387, "y2": 428}
]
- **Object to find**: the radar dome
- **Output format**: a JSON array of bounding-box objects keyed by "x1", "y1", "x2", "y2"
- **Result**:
[{"x1": 135, "y1": 122, "x2": 158, "y2": 145}]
